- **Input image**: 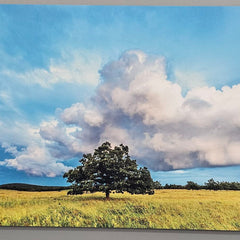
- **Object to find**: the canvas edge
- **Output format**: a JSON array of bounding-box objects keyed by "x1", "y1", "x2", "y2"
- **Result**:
[
  {"x1": 0, "y1": 0, "x2": 240, "y2": 239},
  {"x1": 0, "y1": 0, "x2": 240, "y2": 6}
]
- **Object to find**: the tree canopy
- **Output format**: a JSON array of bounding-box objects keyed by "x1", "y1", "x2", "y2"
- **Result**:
[{"x1": 63, "y1": 142, "x2": 154, "y2": 199}]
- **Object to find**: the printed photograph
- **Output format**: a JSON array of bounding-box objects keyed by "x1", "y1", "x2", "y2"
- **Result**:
[{"x1": 0, "y1": 5, "x2": 240, "y2": 230}]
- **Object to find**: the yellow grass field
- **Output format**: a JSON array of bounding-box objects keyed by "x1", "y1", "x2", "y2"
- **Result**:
[{"x1": 0, "y1": 189, "x2": 240, "y2": 230}]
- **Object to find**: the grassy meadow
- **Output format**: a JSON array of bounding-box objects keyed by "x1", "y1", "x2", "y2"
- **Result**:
[{"x1": 0, "y1": 189, "x2": 240, "y2": 230}]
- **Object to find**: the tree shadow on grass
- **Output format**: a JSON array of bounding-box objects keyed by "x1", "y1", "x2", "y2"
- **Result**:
[{"x1": 60, "y1": 195, "x2": 132, "y2": 202}]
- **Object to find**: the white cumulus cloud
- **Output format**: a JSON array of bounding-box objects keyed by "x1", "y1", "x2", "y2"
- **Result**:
[
  {"x1": 2, "y1": 50, "x2": 240, "y2": 176},
  {"x1": 0, "y1": 121, "x2": 71, "y2": 177},
  {"x1": 58, "y1": 50, "x2": 240, "y2": 171},
  {"x1": 3, "y1": 144, "x2": 70, "y2": 177}
]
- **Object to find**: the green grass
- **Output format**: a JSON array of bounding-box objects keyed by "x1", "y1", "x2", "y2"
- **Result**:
[{"x1": 0, "y1": 189, "x2": 240, "y2": 230}]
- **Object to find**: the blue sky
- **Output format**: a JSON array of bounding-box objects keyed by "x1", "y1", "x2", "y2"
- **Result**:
[{"x1": 1, "y1": 5, "x2": 240, "y2": 186}]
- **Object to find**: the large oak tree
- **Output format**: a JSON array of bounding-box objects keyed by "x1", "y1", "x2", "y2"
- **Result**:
[{"x1": 63, "y1": 142, "x2": 154, "y2": 199}]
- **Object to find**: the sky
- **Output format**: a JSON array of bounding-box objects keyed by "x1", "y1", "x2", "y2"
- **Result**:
[{"x1": 1, "y1": 5, "x2": 240, "y2": 186}]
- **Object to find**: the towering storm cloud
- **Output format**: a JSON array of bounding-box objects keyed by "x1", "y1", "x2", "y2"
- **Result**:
[{"x1": 2, "y1": 50, "x2": 240, "y2": 176}]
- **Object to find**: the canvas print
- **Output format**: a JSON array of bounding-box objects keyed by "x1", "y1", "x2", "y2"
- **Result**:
[{"x1": 0, "y1": 4, "x2": 240, "y2": 231}]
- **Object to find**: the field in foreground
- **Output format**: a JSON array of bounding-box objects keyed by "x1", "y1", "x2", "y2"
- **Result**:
[{"x1": 0, "y1": 189, "x2": 240, "y2": 230}]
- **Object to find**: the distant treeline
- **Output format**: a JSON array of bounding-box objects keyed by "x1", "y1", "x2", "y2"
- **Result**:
[
  {"x1": 0, "y1": 183, "x2": 71, "y2": 192},
  {"x1": 1, "y1": 179, "x2": 240, "y2": 192},
  {"x1": 154, "y1": 178, "x2": 240, "y2": 191}
]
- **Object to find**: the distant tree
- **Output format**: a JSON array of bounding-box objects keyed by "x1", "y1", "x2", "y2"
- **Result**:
[
  {"x1": 153, "y1": 181, "x2": 162, "y2": 189},
  {"x1": 185, "y1": 181, "x2": 200, "y2": 190},
  {"x1": 217, "y1": 181, "x2": 228, "y2": 190},
  {"x1": 216, "y1": 181, "x2": 240, "y2": 191},
  {"x1": 204, "y1": 178, "x2": 220, "y2": 190},
  {"x1": 164, "y1": 184, "x2": 184, "y2": 189},
  {"x1": 164, "y1": 184, "x2": 170, "y2": 189},
  {"x1": 229, "y1": 182, "x2": 240, "y2": 190},
  {"x1": 63, "y1": 142, "x2": 154, "y2": 200}
]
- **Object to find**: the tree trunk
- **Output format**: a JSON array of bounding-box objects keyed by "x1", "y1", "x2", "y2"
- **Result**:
[{"x1": 106, "y1": 190, "x2": 110, "y2": 200}]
